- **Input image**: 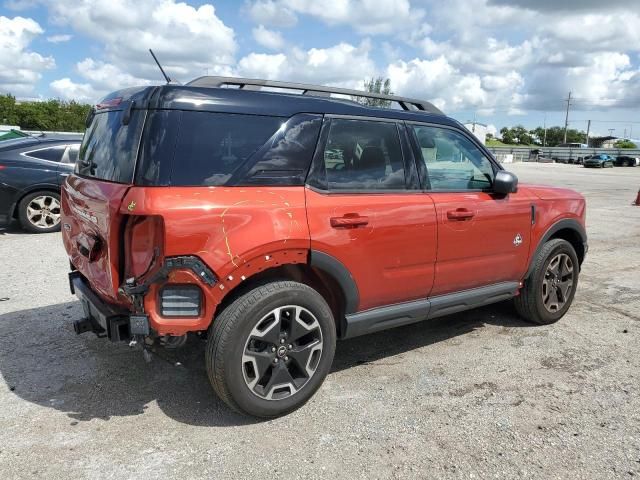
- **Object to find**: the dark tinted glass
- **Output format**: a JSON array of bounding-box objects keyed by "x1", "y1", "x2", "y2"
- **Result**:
[
  {"x1": 323, "y1": 119, "x2": 405, "y2": 190},
  {"x1": 26, "y1": 146, "x2": 64, "y2": 162},
  {"x1": 76, "y1": 109, "x2": 145, "y2": 183},
  {"x1": 171, "y1": 112, "x2": 282, "y2": 186},
  {"x1": 233, "y1": 113, "x2": 322, "y2": 185},
  {"x1": 136, "y1": 110, "x2": 180, "y2": 186}
]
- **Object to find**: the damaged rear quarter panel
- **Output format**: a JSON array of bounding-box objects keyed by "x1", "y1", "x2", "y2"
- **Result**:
[{"x1": 120, "y1": 186, "x2": 310, "y2": 334}]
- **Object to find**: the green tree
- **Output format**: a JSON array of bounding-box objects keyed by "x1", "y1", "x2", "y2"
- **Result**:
[
  {"x1": 523, "y1": 126, "x2": 587, "y2": 147},
  {"x1": 614, "y1": 139, "x2": 637, "y2": 149},
  {"x1": 0, "y1": 94, "x2": 19, "y2": 125},
  {"x1": 0, "y1": 95, "x2": 91, "y2": 132},
  {"x1": 499, "y1": 125, "x2": 533, "y2": 145},
  {"x1": 354, "y1": 77, "x2": 393, "y2": 107}
]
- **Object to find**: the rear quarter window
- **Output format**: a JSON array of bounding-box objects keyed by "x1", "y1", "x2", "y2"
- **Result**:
[
  {"x1": 170, "y1": 111, "x2": 283, "y2": 186},
  {"x1": 137, "y1": 111, "x2": 319, "y2": 187},
  {"x1": 24, "y1": 146, "x2": 66, "y2": 162},
  {"x1": 76, "y1": 108, "x2": 145, "y2": 183}
]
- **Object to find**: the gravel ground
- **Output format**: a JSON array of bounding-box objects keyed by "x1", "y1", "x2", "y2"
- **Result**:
[{"x1": 1, "y1": 163, "x2": 639, "y2": 479}]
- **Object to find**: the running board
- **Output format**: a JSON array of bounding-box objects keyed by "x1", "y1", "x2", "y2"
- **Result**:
[{"x1": 342, "y1": 282, "x2": 520, "y2": 339}]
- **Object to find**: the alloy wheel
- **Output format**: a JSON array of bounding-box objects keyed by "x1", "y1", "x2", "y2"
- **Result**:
[
  {"x1": 242, "y1": 305, "x2": 323, "y2": 401},
  {"x1": 542, "y1": 253, "x2": 574, "y2": 313},
  {"x1": 26, "y1": 195, "x2": 61, "y2": 229}
]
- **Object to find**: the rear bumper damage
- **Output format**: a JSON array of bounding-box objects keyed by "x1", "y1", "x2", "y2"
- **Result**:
[{"x1": 69, "y1": 271, "x2": 148, "y2": 342}]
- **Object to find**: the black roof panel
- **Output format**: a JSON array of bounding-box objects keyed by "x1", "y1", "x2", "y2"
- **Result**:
[{"x1": 145, "y1": 85, "x2": 459, "y2": 127}]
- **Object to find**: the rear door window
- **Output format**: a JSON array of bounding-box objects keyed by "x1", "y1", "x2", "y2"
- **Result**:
[
  {"x1": 24, "y1": 146, "x2": 66, "y2": 162},
  {"x1": 322, "y1": 119, "x2": 406, "y2": 191},
  {"x1": 76, "y1": 109, "x2": 145, "y2": 183}
]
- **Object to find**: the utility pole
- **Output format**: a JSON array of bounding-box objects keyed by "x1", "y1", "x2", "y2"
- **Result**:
[
  {"x1": 543, "y1": 113, "x2": 547, "y2": 147},
  {"x1": 624, "y1": 127, "x2": 627, "y2": 139},
  {"x1": 585, "y1": 120, "x2": 591, "y2": 147},
  {"x1": 563, "y1": 91, "x2": 572, "y2": 144}
]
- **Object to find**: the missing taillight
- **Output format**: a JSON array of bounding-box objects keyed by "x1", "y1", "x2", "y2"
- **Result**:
[{"x1": 123, "y1": 215, "x2": 164, "y2": 280}]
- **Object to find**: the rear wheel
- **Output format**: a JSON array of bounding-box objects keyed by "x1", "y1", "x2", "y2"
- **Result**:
[
  {"x1": 514, "y1": 239, "x2": 579, "y2": 325},
  {"x1": 206, "y1": 281, "x2": 336, "y2": 417},
  {"x1": 18, "y1": 191, "x2": 61, "y2": 233}
]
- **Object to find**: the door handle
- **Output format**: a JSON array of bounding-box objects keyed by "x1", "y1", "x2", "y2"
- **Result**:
[
  {"x1": 446, "y1": 208, "x2": 475, "y2": 221},
  {"x1": 330, "y1": 214, "x2": 369, "y2": 228}
]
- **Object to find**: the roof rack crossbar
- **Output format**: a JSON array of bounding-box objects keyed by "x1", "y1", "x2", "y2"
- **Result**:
[{"x1": 186, "y1": 76, "x2": 443, "y2": 115}]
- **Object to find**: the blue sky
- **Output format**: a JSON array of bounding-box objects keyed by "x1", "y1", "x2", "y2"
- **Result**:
[{"x1": 1, "y1": 0, "x2": 639, "y2": 138}]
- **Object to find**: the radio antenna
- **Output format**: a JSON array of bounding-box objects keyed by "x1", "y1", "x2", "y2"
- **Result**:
[{"x1": 149, "y1": 49, "x2": 172, "y2": 84}]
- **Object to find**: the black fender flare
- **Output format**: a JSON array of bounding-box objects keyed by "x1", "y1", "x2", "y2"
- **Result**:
[
  {"x1": 526, "y1": 218, "x2": 587, "y2": 278},
  {"x1": 309, "y1": 250, "x2": 359, "y2": 314}
]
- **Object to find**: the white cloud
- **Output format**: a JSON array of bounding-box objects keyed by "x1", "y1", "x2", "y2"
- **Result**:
[
  {"x1": 46, "y1": 34, "x2": 72, "y2": 43},
  {"x1": 6, "y1": 0, "x2": 639, "y2": 120},
  {"x1": 0, "y1": 16, "x2": 55, "y2": 96},
  {"x1": 252, "y1": 25, "x2": 285, "y2": 50},
  {"x1": 397, "y1": 0, "x2": 640, "y2": 113},
  {"x1": 49, "y1": 77, "x2": 95, "y2": 102},
  {"x1": 237, "y1": 41, "x2": 375, "y2": 87},
  {"x1": 247, "y1": 0, "x2": 298, "y2": 27},
  {"x1": 46, "y1": 0, "x2": 236, "y2": 82},
  {"x1": 246, "y1": 0, "x2": 424, "y2": 35},
  {"x1": 49, "y1": 58, "x2": 154, "y2": 102}
]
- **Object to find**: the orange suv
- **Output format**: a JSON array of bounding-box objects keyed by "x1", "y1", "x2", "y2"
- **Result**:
[{"x1": 62, "y1": 77, "x2": 587, "y2": 417}]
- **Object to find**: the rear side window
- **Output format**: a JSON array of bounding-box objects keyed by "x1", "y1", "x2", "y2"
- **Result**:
[
  {"x1": 24, "y1": 146, "x2": 65, "y2": 162},
  {"x1": 76, "y1": 109, "x2": 145, "y2": 183},
  {"x1": 322, "y1": 119, "x2": 406, "y2": 190},
  {"x1": 170, "y1": 112, "x2": 282, "y2": 186}
]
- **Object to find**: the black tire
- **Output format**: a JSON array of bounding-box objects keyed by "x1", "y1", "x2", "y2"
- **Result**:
[
  {"x1": 206, "y1": 281, "x2": 336, "y2": 417},
  {"x1": 514, "y1": 239, "x2": 579, "y2": 325},
  {"x1": 18, "y1": 191, "x2": 62, "y2": 233}
]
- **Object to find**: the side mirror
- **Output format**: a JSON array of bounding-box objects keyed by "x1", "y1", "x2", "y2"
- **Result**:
[{"x1": 493, "y1": 170, "x2": 518, "y2": 195}]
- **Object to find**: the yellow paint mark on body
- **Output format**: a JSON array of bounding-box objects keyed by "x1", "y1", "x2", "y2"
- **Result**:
[{"x1": 220, "y1": 200, "x2": 251, "y2": 268}]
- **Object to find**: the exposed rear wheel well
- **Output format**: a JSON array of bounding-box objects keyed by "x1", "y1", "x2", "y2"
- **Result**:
[
  {"x1": 548, "y1": 228, "x2": 585, "y2": 266},
  {"x1": 214, "y1": 264, "x2": 347, "y2": 336}
]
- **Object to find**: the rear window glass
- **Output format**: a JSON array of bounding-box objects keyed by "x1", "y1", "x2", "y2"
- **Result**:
[
  {"x1": 76, "y1": 109, "x2": 145, "y2": 183},
  {"x1": 25, "y1": 146, "x2": 65, "y2": 162},
  {"x1": 170, "y1": 112, "x2": 282, "y2": 186}
]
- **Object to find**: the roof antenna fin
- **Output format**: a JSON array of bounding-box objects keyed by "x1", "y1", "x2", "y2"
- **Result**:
[{"x1": 149, "y1": 49, "x2": 173, "y2": 84}]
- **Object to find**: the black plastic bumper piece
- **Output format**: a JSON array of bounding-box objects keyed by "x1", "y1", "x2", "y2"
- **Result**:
[
  {"x1": 69, "y1": 271, "x2": 132, "y2": 342},
  {"x1": 121, "y1": 255, "x2": 216, "y2": 296}
]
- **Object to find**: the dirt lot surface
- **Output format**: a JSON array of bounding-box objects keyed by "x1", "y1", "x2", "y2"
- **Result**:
[{"x1": 1, "y1": 163, "x2": 639, "y2": 479}]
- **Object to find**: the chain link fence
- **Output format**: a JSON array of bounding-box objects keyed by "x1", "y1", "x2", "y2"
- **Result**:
[{"x1": 488, "y1": 146, "x2": 640, "y2": 164}]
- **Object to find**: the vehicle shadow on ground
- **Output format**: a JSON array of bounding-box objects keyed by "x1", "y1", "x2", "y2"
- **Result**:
[
  {"x1": 0, "y1": 220, "x2": 29, "y2": 235},
  {"x1": 0, "y1": 300, "x2": 535, "y2": 427}
]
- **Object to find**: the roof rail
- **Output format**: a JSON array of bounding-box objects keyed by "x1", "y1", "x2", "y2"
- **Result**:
[{"x1": 186, "y1": 76, "x2": 444, "y2": 115}]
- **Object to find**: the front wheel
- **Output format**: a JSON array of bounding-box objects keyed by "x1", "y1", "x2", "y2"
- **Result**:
[
  {"x1": 514, "y1": 239, "x2": 579, "y2": 325},
  {"x1": 206, "y1": 281, "x2": 336, "y2": 417}
]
